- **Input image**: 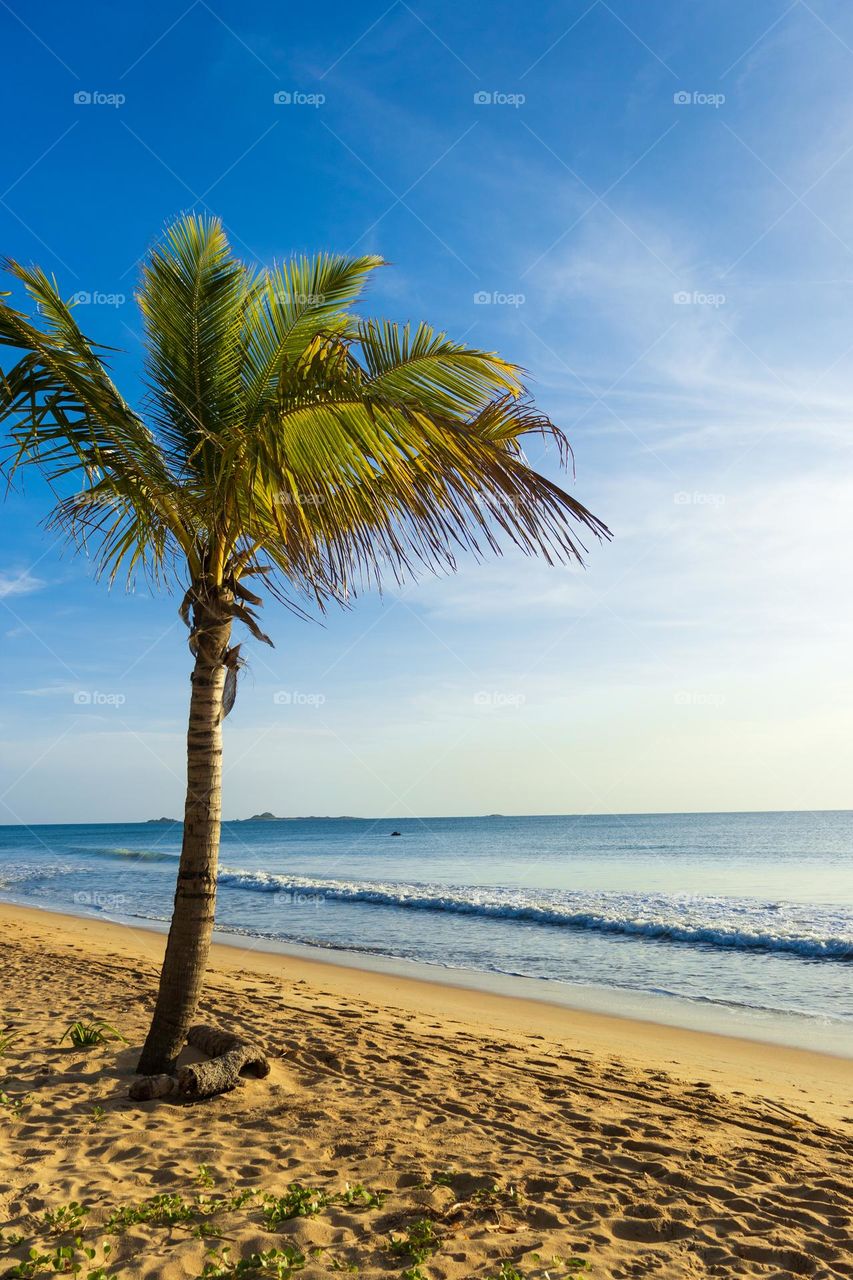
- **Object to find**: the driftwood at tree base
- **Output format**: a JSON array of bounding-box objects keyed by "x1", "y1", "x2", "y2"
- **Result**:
[
  {"x1": 129, "y1": 1024, "x2": 270, "y2": 1102},
  {"x1": 129, "y1": 1072, "x2": 177, "y2": 1101},
  {"x1": 186, "y1": 1023, "x2": 270, "y2": 1066},
  {"x1": 179, "y1": 1024, "x2": 271, "y2": 1098}
]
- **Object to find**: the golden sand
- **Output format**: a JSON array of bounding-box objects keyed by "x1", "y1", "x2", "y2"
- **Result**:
[{"x1": 0, "y1": 902, "x2": 851, "y2": 1279}]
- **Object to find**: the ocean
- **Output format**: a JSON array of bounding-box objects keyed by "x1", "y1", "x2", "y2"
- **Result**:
[{"x1": 1, "y1": 811, "x2": 851, "y2": 1053}]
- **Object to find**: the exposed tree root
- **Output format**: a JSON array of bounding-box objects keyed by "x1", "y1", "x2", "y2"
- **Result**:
[{"x1": 129, "y1": 1024, "x2": 270, "y2": 1102}]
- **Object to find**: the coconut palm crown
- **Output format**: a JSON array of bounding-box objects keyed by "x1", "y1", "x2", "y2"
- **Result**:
[{"x1": 0, "y1": 213, "x2": 610, "y2": 1075}]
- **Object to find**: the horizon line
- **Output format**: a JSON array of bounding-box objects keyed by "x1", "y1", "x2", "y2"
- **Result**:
[{"x1": 2, "y1": 806, "x2": 852, "y2": 828}]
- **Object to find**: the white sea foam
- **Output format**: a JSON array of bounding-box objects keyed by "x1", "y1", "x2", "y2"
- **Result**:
[{"x1": 216, "y1": 869, "x2": 853, "y2": 961}]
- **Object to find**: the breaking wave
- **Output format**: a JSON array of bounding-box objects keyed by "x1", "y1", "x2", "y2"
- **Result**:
[
  {"x1": 216, "y1": 869, "x2": 853, "y2": 961},
  {"x1": 72, "y1": 845, "x2": 178, "y2": 864}
]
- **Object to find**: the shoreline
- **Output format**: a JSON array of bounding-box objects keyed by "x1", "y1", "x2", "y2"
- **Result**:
[
  {"x1": 2, "y1": 899, "x2": 850, "y2": 1119},
  {"x1": 3, "y1": 891, "x2": 852, "y2": 1060}
]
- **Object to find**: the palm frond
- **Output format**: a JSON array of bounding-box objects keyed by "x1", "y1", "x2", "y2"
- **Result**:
[
  {"x1": 241, "y1": 253, "x2": 384, "y2": 427},
  {"x1": 224, "y1": 386, "x2": 608, "y2": 606},
  {"x1": 0, "y1": 265, "x2": 193, "y2": 584},
  {"x1": 357, "y1": 320, "x2": 525, "y2": 419},
  {"x1": 137, "y1": 213, "x2": 250, "y2": 476}
]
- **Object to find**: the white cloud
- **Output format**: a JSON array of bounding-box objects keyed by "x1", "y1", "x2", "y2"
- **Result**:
[
  {"x1": 0, "y1": 570, "x2": 46, "y2": 600},
  {"x1": 20, "y1": 683, "x2": 81, "y2": 698}
]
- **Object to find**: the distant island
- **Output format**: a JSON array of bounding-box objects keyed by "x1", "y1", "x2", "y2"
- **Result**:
[
  {"x1": 146, "y1": 813, "x2": 362, "y2": 824},
  {"x1": 236, "y1": 813, "x2": 362, "y2": 822}
]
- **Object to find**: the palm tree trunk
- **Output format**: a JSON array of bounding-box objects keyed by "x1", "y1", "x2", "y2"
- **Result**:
[{"x1": 137, "y1": 591, "x2": 232, "y2": 1075}]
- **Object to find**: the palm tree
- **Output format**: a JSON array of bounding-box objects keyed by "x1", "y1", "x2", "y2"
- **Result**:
[{"x1": 0, "y1": 214, "x2": 609, "y2": 1075}]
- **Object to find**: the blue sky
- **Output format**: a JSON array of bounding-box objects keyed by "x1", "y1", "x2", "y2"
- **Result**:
[{"x1": 2, "y1": 0, "x2": 853, "y2": 822}]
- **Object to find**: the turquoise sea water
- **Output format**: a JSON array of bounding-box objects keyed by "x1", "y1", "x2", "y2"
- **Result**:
[{"x1": 1, "y1": 811, "x2": 851, "y2": 1050}]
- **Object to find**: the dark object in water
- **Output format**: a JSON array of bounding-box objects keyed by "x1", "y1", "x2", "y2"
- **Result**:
[{"x1": 390, "y1": 830, "x2": 401, "y2": 836}]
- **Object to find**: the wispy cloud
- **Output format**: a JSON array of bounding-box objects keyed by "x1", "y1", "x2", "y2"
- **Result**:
[
  {"x1": 0, "y1": 570, "x2": 46, "y2": 600},
  {"x1": 523, "y1": 201, "x2": 853, "y2": 464},
  {"x1": 20, "y1": 683, "x2": 81, "y2": 698}
]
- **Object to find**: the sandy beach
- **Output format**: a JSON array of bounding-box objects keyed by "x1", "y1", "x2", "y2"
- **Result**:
[{"x1": 0, "y1": 901, "x2": 851, "y2": 1280}]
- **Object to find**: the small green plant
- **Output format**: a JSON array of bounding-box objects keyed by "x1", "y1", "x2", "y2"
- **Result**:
[
  {"x1": 41, "y1": 1202, "x2": 89, "y2": 1235},
  {"x1": 91, "y1": 1105, "x2": 106, "y2": 1124},
  {"x1": 388, "y1": 1218, "x2": 441, "y2": 1266},
  {"x1": 201, "y1": 1245, "x2": 306, "y2": 1278},
  {"x1": 196, "y1": 1164, "x2": 215, "y2": 1189},
  {"x1": 261, "y1": 1185, "x2": 328, "y2": 1227},
  {"x1": 529, "y1": 1257, "x2": 590, "y2": 1275},
  {"x1": 59, "y1": 1021, "x2": 126, "y2": 1048},
  {"x1": 0, "y1": 1026, "x2": 16, "y2": 1056},
  {"x1": 336, "y1": 1183, "x2": 387, "y2": 1210},
  {"x1": 105, "y1": 1192, "x2": 196, "y2": 1231},
  {"x1": 217, "y1": 1188, "x2": 256, "y2": 1212},
  {"x1": 327, "y1": 1259, "x2": 359, "y2": 1274},
  {"x1": 6, "y1": 1247, "x2": 52, "y2": 1278},
  {"x1": 472, "y1": 1182, "x2": 523, "y2": 1208},
  {"x1": 193, "y1": 1222, "x2": 224, "y2": 1240},
  {"x1": 491, "y1": 1265, "x2": 524, "y2": 1280},
  {"x1": 105, "y1": 1188, "x2": 255, "y2": 1235},
  {"x1": 227, "y1": 1189, "x2": 256, "y2": 1209},
  {"x1": 6, "y1": 1238, "x2": 111, "y2": 1278},
  {"x1": 414, "y1": 1169, "x2": 457, "y2": 1189},
  {"x1": 0, "y1": 1090, "x2": 31, "y2": 1117}
]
